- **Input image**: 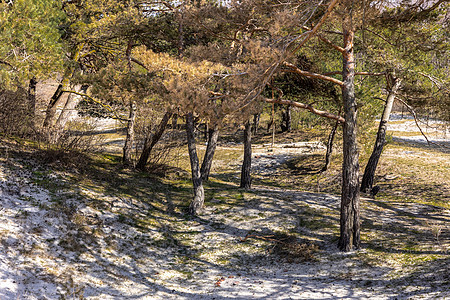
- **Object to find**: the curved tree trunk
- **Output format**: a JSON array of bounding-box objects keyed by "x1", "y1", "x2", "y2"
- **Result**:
[
  {"x1": 123, "y1": 101, "x2": 137, "y2": 166},
  {"x1": 240, "y1": 120, "x2": 252, "y2": 189},
  {"x1": 339, "y1": 19, "x2": 361, "y2": 252},
  {"x1": 361, "y1": 77, "x2": 401, "y2": 192},
  {"x1": 55, "y1": 85, "x2": 88, "y2": 130},
  {"x1": 200, "y1": 123, "x2": 219, "y2": 181},
  {"x1": 321, "y1": 118, "x2": 340, "y2": 173},
  {"x1": 186, "y1": 112, "x2": 204, "y2": 215},
  {"x1": 43, "y1": 78, "x2": 69, "y2": 128},
  {"x1": 136, "y1": 110, "x2": 172, "y2": 170}
]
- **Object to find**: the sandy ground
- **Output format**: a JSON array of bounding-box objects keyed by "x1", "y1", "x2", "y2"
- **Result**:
[
  {"x1": 1, "y1": 154, "x2": 449, "y2": 299},
  {"x1": 0, "y1": 114, "x2": 449, "y2": 299}
]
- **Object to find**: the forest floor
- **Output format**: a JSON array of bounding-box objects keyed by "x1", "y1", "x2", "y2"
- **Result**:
[{"x1": 0, "y1": 115, "x2": 449, "y2": 299}]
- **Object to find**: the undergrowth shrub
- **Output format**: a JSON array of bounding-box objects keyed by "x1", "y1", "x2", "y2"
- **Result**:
[
  {"x1": 36, "y1": 119, "x2": 105, "y2": 166},
  {"x1": 0, "y1": 88, "x2": 34, "y2": 137},
  {"x1": 269, "y1": 233, "x2": 319, "y2": 263}
]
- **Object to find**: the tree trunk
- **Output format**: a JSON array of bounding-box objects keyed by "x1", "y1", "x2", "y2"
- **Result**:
[
  {"x1": 321, "y1": 118, "x2": 340, "y2": 172},
  {"x1": 28, "y1": 77, "x2": 37, "y2": 128},
  {"x1": 172, "y1": 114, "x2": 178, "y2": 129},
  {"x1": 200, "y1": 123, "x2": 219, "y2": 181},
  {"x1": 42, "y1": 78, "x2": 69, "y2": 128},
  {"x1": 123, "y1": 101, "x2": 137, "y2": 166},
  {"x1": 55, "y1": 85, "x2": 88, "y2": 129},
  {"x1": 281, "y1": 105, "x2": 291, "y2": 132},
  {"x1": 252, "y1": 113, "x2": 260, "y2": 135},
  {"x1": 339, "y1": 18, "x2": 361, "y2": 252},
  {"x1": 186, "y1": 112, "x2": 204, "y2": 215},
  {"x1": 136, "y1": 110, "x2": 172, "y2": 170},
  {"x1": 361, "y1": 77, "x2": 401, "y2": 192},
  {"x1": 240, "y1": 120, "x2": 252, "y2": 189}
]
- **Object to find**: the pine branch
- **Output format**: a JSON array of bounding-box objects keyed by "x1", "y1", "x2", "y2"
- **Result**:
[
  {"x1": 233, "y1": 0, "x2": 340, "y2": 113},
  {"x1": 265, "y1": 97, "x2": 345, "y2": 123},
  {"x1": 61, "y1": 90, "x2": 128, "y2": 122}
]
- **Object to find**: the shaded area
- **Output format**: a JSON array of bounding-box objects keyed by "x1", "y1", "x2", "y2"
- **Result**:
[{"x1": 0, "y1": 139, "x2": 448, "y2": 299}]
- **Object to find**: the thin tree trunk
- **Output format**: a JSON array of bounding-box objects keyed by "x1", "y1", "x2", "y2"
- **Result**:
[
  {"x1": 240, "y1": 120, "x2": 252, "y2": 189},
  {"x1": 339, "y1": 17, "x2": 361, "y2": 252},
  {"x1": 43, "y1": 78, "x2": 69, "y2": 128},
  {"x1": 172, "y1": 114, "x2": 178, "y2": 129},
  {"x1": 200, "y1": 123, "x2": 219, "y2": 181},
  {"x1": 43, "y1": 44, "x2": 84, "y2": 129},
  {"x1": 28, "y1": 77, "x2": 37, "y2": 128},
  {"x1": 281, "y1": 105, "x2": 291, "y2": 132},
  {"x1": 136, "y1": 110, "x2": 172, "y2": 170},
  {"x1": 361, "y1": 77, "x2": 401, "y2": 192},
  {"x1": 252, "y1": 113, "x2": 260, "y2": 135},
  {"x1": 203, "y1": 122, "x2": 208, "y2": 140},
  {"x1": 321, "y1": 118, "x2": 340, "y2": 172},
  {"x1": 123, "y1": 101, "x2": 137, "y2": 166},
  {"x1": 186, "y1": 112, "x2": 204, "y2": 215},
  {"x1": 55, "y1": 85, "x2": 88, "y2": 129}
]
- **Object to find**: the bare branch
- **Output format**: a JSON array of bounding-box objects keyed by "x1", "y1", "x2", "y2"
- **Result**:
[
  {"x1": 356, "y1": 71, "x2": 385, "y2": 76},
  {"x1": 62, "y1": 90, "x2": 128, "y2": 122},
  {"x1": 318, "y1": 34, "x2": 346, "y2": 53},
  {"x1": 394, "y1": 96, "x2": 449, "y2": 149},
  {"x1": 418, "y1": 71, "x2": 448, "y2": 91},
  {"x1": 283, "y1": 62, "x2": 344, "y2": 86},
  {"x1": 0, "y1": 59, "x2": 15, "y2": 70},
  {"x1": 322, "y1": 71, "x2": 386, "y2": 76},
  {"x1": 288, "y1": 0, "x2": 340, "y2": 55},
  {"x1": 130, "y1": 57, "x2": 149, "y2": 71},
  {"x1": 302, "y1": 25, "x2": 345, "y2": 53},
  {"x1": 265, "y1": 97, "x2": 345, "y2": 123},
  {"x1": 363, "y1": 27, "x2": 395, "y2": 46}
]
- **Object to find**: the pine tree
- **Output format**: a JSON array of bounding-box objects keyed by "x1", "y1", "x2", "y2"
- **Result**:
[{"x1": 0, "y1": 0, "x2": 65, "y2": 87}]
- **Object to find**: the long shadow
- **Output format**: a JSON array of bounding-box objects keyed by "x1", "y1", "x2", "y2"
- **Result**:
[
  {"x1": 2, "y1": 142, "x2": 448, "y2": 298},
  {"x1": 392, "y1": 136, "x2": 450, "y2": 154},
  {"x1": 68, "y1": 127, "x2": 126, "y2": 136},
  {"x1": 283, "y1": 154, "x2": 324, "y2": 175}
]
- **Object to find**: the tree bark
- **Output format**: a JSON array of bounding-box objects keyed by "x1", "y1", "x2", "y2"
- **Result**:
[
  {"x1": 123, "y1": 101, "x2": 137, "y2": 166},
  {"x1": 281, "y1": 105, "x2": 291, "y2": 132},
  {"x1": 200, "y1": 123, "x2": 219, "y2": 181},
  {"x1": 339, "y1": 16, "x2": 361, "y2": 252},
  {"x1": 321, "y1": 118, "x2": 340, "y2": 172},
  {"x1": 186, "y1": 112, "x2": 205, "y2": 215},
  {"x1": 136, "y1": 110, "x2": 172, "y2": 170},
  {"x1": 252, "y1": 113, "x2": 260, "y2": 135},
  {"x1": 28, "y1": 77, "x2": 37, "y2": 128},
  {"x1": 240, "y1": 120, "x2": 252, "y2": 189},
  {"x1": 172, "y1": 114, "x2": 178, "y2": 129},
  {"x1": 55, "y1": 85, "x2": 88, "y2": 129},
  {"x1": 361, "y1": 76, "x2": 401, "y2": 192},
  {"x1": 42, "y1": 78, "x2": 69, "y2": 128}
]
